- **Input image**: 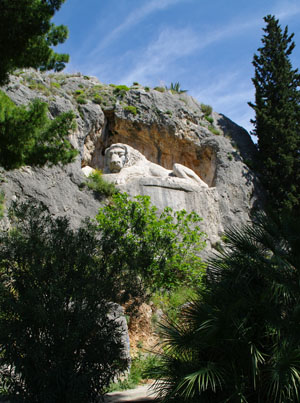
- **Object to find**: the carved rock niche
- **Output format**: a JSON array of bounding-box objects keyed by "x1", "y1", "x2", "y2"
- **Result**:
[{"x1": 82, "y1": 120, "x2": 217, "y2": 187}]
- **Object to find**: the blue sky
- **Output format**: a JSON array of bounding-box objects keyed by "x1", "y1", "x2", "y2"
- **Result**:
[{"x1": 53, "y1": 0, "x2": 300, "y2": 133}]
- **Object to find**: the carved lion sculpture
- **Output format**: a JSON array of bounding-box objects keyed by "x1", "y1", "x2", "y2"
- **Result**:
[
  {"x1": 103, "y1": 143, "x2": 208, "y2": 187},
  {"x1": 82, "y1": 143, "x2": 208, "y2": 188}
]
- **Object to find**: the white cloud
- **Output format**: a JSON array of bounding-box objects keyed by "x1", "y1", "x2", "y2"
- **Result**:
[
  {"x1": 191, "y1": 71, "x2": 255, "y2": 132},
  {"x1": 272, "y1": 0, "x2": 300, "y2": 20},
  {"x1": 89, "y1": 0, "x2": 185, "y2": 57},
  {"x1": 118, "y1": 15, "x2": 262, "y2": 85},
  {"x1": 119, "y1": 27, "x2": 199, "y2": 85}
]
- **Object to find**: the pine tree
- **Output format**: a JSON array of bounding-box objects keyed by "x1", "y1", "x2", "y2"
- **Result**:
[
  {"x1": 249, "y1": 15, "x2": 300, "y2": 214},
  {"x1": 0, "y1": 0, "x2": 69, "y2": 85},
  {"x1": 0, "y1": 90, "x2": 78, "y2": 169}
]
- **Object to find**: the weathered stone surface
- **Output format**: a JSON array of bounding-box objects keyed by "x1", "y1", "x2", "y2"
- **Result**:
[
  {"x1": 0, "y1": 70, "x2": 263, "y2": 251},
  {"x1": 1, "y1": 162, "x2": 100, "y2": 229}
]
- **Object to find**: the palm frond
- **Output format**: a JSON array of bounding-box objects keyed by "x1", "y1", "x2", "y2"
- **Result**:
[{"x1": 175, "y1": 363, "x2": 224, "y2": 397}]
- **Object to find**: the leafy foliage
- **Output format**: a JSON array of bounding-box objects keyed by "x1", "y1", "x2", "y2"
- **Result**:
[
  {"x1": 0, "y1": 90, "x2": 77, "y2": 169},
  {"x1": 154, "y1": 87, "x2": 166, "y2": 93},
  {"x1": 201, "y1": 103, "x2": 213, "y2": 116},
  {"x1": 113, "y1": 85, "x2": 130, "y2": 98},
  {"x1": 0, "y1": 203, "x2": 129, "y2": 402},
  {"x1": 96, "y1": 193, "x2": 206, "y2": 306},
  {"x1": 151, "y1": 286, "x2": 198, "y2": 322},
  {"x1": 0, "y1": 193, "x2": 207, "y2": 401},
  {"x1": 86, "y1": 169, "x2": 118, "y2": 197},
  {"x1": 205, "y1": 115, "x2": 213, "y2": 124},
  {"x1": 92, "y1": 94, "x2": 103, "y2": 104},
  {"x1": 208, "y1": 126, "x2": 220, "y2": 135},
  {"x1": 123, "y1": 105, "x2": 138, "y2": 115},
  {"x1": 149, "y1": 213, "x2": 300, "y2": 402},
  {"x1": 76, "y1": 96, "x2": 87, "y2": 104},
  {"x1": 249, "y1": 15, "x2": 300, "y2": 214},
  {"x1": 108, "y1": 352, "x2": 160, "y2": 392},
  {"x1": 0, "y1": 0, "x2": 69, "y2": 85}
]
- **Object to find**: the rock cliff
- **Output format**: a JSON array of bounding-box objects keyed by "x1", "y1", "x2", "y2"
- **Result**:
[{"x1": 1, "y1": 70, "x2": 263, "y2": 250}]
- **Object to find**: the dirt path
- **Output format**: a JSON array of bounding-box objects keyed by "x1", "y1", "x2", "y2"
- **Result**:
[{"x1": 104, "y1": 384, "x2": 156, "y2": 402}]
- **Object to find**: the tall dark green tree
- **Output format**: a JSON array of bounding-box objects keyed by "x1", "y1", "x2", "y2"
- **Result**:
[
  {"x1": 249, "y1": 15, "x2": 300, "y2": 214},
  {"x1": 0, "y1": 0, "x2": 69, "y2": 85}
]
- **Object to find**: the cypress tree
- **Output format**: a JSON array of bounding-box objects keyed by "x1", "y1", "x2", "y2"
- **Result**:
[{"x1": 249, "y1": 15, "x2": 300, "y2": 214}]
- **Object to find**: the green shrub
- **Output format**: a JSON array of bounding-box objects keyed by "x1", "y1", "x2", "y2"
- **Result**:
[
  {"x1": 108, "y1": 353, "x2": 160, "y2": 392},
  {"x1": 201, "y1": 103, "x2": 212, "y2": 115},
  {"x1": 92, "y1": 94, "x2": 103, "y2": 104},
  {"x1": 26, "y1": 80, "x2": 51, "y2": 96},
  {"x1": 144, "y1": 86, "x2": 150, "y2": 92},
  {"x1": 0, "y1": 203, "x2": 129, "y2": 403},
  {"x1": 113, "y1": 85, "x2": 130, "y2": 98},
  {"x1": 77, "y1": 96, "x2": 87, "y2": 104},
  {"x1": 96, "y1": 193, "x2": 206, "y2": 304},
  {"x1": 209, "y1": 126, "x2": 220, "y2": 135},
  {"x1": 165, "y1": 110, "x2": 173, "y2": 117},
  {"x1": 152, "y1": 287, "x2": 198, "y2": 322},
  {"x1": 50, "y1": 81, "x2": 60, "y2": 89},
  {"x1": 114, "y1": 84, "x2": 130, "y2": 91},
  {"x1": 83, "y1": 75, "x2": 90, "y2": 80},
  {"x1": 154, "y1": 86, "x2": 165, "y2": 93},
  {"x1": 93, "y1": 84, "x2": 103, "y2": 90},
  {"x1": 86, "y1": 169, "x2": 118, "y2": 197},
  {"x1": 74, "y1": 89, "x2": 84, "y2": 95},
  {"x1": 227, "y1": 153, "x2": 233, "y2": 161},
  {"x1": 124, "y1": 105, "x2": 138, "y2": 115},
  {"x1": 205, "y1": 115, "x2": 213, "y2": 124},
  {"x1": 132, "y1": 82, "x2": 139, "y2": 86}
]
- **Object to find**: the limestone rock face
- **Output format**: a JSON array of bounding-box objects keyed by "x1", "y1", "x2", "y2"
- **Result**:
[
  {"x1": 1, "y1": 163, "x2": 100, "y2": 229},
  {"x1": 1, "y1": 70, "x2": 263, "y2": 251}
]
